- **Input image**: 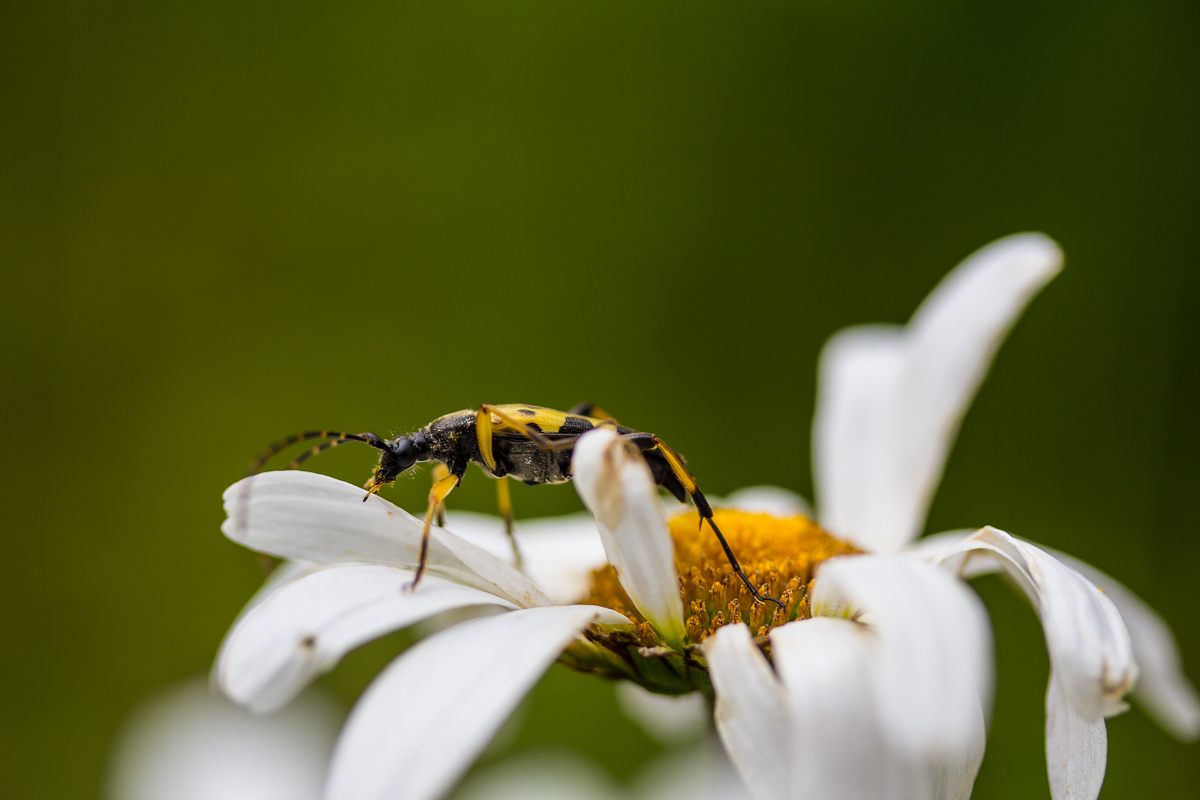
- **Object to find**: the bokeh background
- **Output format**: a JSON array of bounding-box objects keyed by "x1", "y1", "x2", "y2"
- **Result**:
[{"x1": 2, "y1": 1, "x2": 1198, "y2": 798}]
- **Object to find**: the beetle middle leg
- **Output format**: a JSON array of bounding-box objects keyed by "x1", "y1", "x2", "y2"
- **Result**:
[{"x1": 431, "y1": 463, "x2": 450, "y2": 528}]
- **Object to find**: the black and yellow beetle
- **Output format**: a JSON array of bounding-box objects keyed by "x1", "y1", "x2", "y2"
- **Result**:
[{"x1": 249, "y1": 403, "x2": 783, "y2": 608}]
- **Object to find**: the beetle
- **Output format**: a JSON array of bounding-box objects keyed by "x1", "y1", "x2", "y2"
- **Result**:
[{"x1": 248, "y1": 403, "x2": 783, "y2": 608}]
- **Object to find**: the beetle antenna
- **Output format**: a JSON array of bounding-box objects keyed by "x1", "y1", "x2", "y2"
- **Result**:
[{"x1": 246, "y1": 431, "x2": 387, "y2": 475}]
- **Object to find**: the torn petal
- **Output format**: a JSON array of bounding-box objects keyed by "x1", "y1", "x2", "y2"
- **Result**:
[{"x1": 573, "y1": 428, "x2": 686, "y2": 647}]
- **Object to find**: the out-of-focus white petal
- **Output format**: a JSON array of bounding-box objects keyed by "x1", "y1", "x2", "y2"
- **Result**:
[
  {"x1": 615, "y1": 683, "x2": 708, "y2": 744},
  {"x1": 454, "y1": 751, "x2": 625, "y2": 800},
  {"x1": 222, "y1": 472, "x2": 549, "y2": 607},
  {"x1": 632, "y1": 738, "x2": 754, "y2": 800},
  {"x1": 1048, "y1": 550, "x2": 1200, "y2": 740},
  {"x1": 704, "y1": 624, "x2": 790, "y2": 800},
  {"x1": 216, "y1": 566, "x2": 516, "y2": 714},
  {"x1": 811, "y1": 555, "x2": 993, "y2": 754},
  {"x1": 106, "y1": 677, "x2": 340, "y2": 800},
  {"x1": 246, "y1": 560, "x2": 326, "y2": 609},
  {"x1": 1046, "y1": 671, "x2": 1107, "y2": 800},
  {"x1": 324, "y1": 604, "x2": 625, "y2": 800},
  {"x1": 928, "y1": 700, "x2": 987, "y2": 800},
  {"x1": 572, "y1": 428, "x2": 686, "y2": 647},
  {"x1": 945, "y1": 528, "x2": 1136, "y2": 720},
  {"x1": 721, "y1": 486, "x2": 814, "y2": 518},
  {"x1": 813, "y1": 233, "x2": 1062, "y2": 553},
  {"x1": 445, "y1": 510, "x2": 608, "y2": 605},
  {"x1": 771, "y1": 617, "x2": 905, "y2": 800}
]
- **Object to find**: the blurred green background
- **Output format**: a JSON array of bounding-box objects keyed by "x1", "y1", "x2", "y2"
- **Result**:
[{"x1": 2, "y1": 1, "x2": 1197, "y2": 797}]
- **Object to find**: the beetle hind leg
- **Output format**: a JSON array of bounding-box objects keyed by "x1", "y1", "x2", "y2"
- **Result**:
[
  {"x1": 495, "y1": 477, "x2": 523, "y2": 568},
  {"x1": 624, "y1": 433, "x2": 786, "y2": 612}
]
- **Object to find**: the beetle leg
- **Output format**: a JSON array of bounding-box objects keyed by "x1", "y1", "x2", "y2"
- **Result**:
[
  {"x1": 622, "y1": 433, "x2": 786, "y2": 611},
  {"x1": 495, "y1": 477, "x2": 523, "y2": 567},
  {"x1": 431, "y1": 463, "x2": 450, "y2": 528},
  {"x1": 407, "y1": 471, "x2": 460, "y2": 592}
]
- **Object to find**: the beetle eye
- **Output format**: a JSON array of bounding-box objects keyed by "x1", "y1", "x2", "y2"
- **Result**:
[{"x1": 391, "y1": 438, "x2": 417, "y2": 469}]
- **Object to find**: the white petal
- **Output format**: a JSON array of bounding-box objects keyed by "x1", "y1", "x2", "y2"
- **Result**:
[
  {"x1": 106, "y1": 677, "x2": 341, "y2": 800},
  {"x1": 721, "y1": 486, "x2": 814, "y2": 518},
  {"x1": 928, "y1": 700, "x2": 987, "y2": 800},
  {"x1": 813, "y1": 233, "x2": 1062, "y2": 552},
  {"x1": 633, "y1": 739, "x2": 754, "y2": 800},
  {"x1": 903, "y1": 530, "x2": 1001, "y2": 580},
  {"x1": 615, "y1": 683, "x2": 708, "y2": 744},
  {"x1": 811, "y1": 555, "x2": 993, "y2": 755},
  {"x1": 771, "y1": 617, "x2": 908, "y2": 800},
  {"x1": 1048, "y1": 550, "x2": 1200, "y2": 740},
  {"x1": 572, "y1": 428, "x2": 686, "y2": 647},
  {"x1": 246, "y1": 559, "x2": 327, "y2": 608},
  {"x1": 1046, "y1": 670, "x2": 1107, "y2": 800},
  {"x1": 704, "y1": 624, "x2": 790, "y2": 800},
  {"x1": 216, "y1": 565, "x2": 517, "y2": 713},
  {"x1": 222, "y1": 471, "x2": 550, "y2": 607},
  {"x1": 946, "y1": 528, "x2": 1136, "y2": 720},
  {"x1": 445, "y1": 510, "x2": 609, "y2": 605},
  {"x1": 455, "y1": 752, "x2": 625, "y2": 800},
  {"x1": 324, "y1": 604, "x2": 624, "y2": 800},
  {"x1": 923, "y1": 530, "x2": 1198, "y2": 740}
]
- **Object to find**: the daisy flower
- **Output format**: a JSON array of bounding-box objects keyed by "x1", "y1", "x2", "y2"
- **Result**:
[{"x1": 216, "y1": 233, "x2": 1198, "y2": 800}]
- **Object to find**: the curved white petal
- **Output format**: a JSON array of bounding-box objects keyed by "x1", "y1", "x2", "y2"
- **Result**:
[
  {"x1": 445, "y1": 510, "x2": 608, "y2": 605},
  {"x1": 324, "y1": 604, "x2": 624, "y2": 800},
  {"x1": 903, "y1": 530, "x2": 1001, "y2": 580},
  {"x1": 216, "y1": 565, "x2": 517, "y2": 713},
  {"x1": 222, "y1": 472, "x2": 549, "y2": 607},
  {"x1": 721, "y1": 486, "x2": 814, "y2": 518},
  {"x1": 705, "y1": 624, "x2": 789, "y2": 800},
  {"x1": 771, "y1": 617, "x2": 906, "y2": 800},
  {"x1": 572, "y1": 428, "x2": 686, "y2": 647},
  {"x1": 921, "y1": 530, "x2": 1198, "y2": 740},
  {"x1": 946, "y1": 528, "x2": 1136, "y2": 720},
  {"x1": 813, "y1": 233, "x2": 1062, "y2": 552},
  {"x1": 1048, "y1": 550, "x2": 1200, "y2": 740},
  {"x1": 1046, "y1": 671, "x2": 1107, "y2": 800},
  {"x1": 615, "y1": 683, "x2": 708, "y2": 744},
  {"x1": 106, "y1": 677, "x2": 341, "y2": 800},
  {"x1": 811, "y1": 555, "x2": 993, "y2": 754}
]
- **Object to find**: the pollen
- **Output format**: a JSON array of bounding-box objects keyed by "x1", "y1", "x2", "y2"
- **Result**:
[{"x1": 581, "y1": 509, "x2": 861, "y2": 647}]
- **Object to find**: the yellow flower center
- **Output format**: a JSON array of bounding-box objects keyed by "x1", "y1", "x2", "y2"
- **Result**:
[{"x1": 581, "y1": 509, "x2": 861, "y2": 648}]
